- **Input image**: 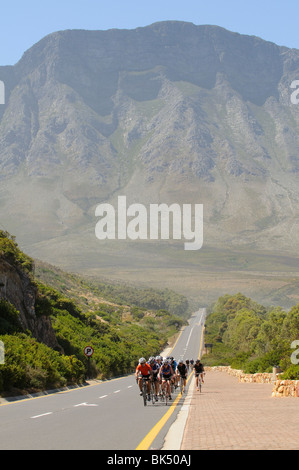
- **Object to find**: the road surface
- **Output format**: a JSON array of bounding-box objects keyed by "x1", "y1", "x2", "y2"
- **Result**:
[{"x1": 0, "y1": 308, "x2": 206, "y2": 450}]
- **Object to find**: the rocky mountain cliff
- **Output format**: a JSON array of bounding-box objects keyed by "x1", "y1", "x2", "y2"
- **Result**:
[
  {"x1": 0, "y1": 252, "x2": 60, "y2": 349},
  {"x1": 0, "y1": 21, "x2": 299, "y2": 278}
]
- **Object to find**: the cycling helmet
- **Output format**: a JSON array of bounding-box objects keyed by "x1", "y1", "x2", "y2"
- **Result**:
[
  {"x1": 139, "y1": 357, "x2": 146, "y2": 364},
  {"x1": 178, "y1": 359, "x2": 183, "y2": 363},
  {"x1": 156, "y1": 355, "x2": 162, "y2": 361}
]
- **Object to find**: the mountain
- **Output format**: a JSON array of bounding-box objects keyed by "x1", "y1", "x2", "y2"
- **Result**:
[{"x1": 1, "y1": 21, "x2": 299, "y2": 306}]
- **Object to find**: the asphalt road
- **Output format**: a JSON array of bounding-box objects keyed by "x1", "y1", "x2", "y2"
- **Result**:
[{"x1": 0, "y1": 308, "x2": 206, "y2": 450}]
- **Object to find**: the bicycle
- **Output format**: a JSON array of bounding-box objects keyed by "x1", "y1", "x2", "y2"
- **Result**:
[
  {"x1": 139, "y1": 375, "x2": 150, "y2": 406},
  {"x1": 179, "y1": 375, "x2": 186, "y2": 394},
  {"x1": 171, "y1": 378, "x2": 175, "y2": 395},
  {"x1": 195, "y1": 373, "x2": 203, "y2": 392},
  {"x1": 160, "y1": 385, "x2": 167, "y2": 405},
  {"x1": 150, "y1": 379, "x2": 157, "y2": 404},
  {"x1": 161, "y1": 376, "x2": 172, "y2": 405}
]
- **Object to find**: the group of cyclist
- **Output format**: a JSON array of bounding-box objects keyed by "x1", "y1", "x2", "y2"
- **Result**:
[{"x1": 135, "y1": 355, "x2": 205, "y2": 402}]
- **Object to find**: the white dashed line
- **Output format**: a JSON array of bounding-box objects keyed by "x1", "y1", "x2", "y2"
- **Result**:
[
  {"x1": 74, "y1": 402, "x2": 98, "y2": 407},
  {"x1": 30, "y1": 412, "x2": 53, "y2": 419}
]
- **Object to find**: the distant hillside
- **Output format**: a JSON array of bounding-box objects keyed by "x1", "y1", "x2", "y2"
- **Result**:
[{"x1": 35, "y1": 259, "x2": 190, "y2": 318}]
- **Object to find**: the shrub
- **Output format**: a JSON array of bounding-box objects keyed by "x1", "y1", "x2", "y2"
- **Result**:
[
  {"x1": 0, "y1": 334, "x2": 85, "y2": 393},
  {"x1": 0, "y1": 300, "x2": 22, "y2": 334},
  {"x1": 280, "y1": 365, "x2": 299, "y2": 380}
]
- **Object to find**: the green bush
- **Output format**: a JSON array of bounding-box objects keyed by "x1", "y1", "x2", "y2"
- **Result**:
[
  {"x1": 280, "y1": 364, "x2": 299, "y2": 380},
  {"x1": 0, "y1": 300, "x2": 22, "y2": 334},
  {"x1": 0, "y1": 299, "x2": 22, "y2": 335},
  {"x1": 204, "y1": 293, "x2": 299, "y2": 375},
  {"x1": 0, "y1": 231, "x2": 34, "y2": 272},
  {"x1": 0, "y1": 334, "x2": 85, "y2": 393}
]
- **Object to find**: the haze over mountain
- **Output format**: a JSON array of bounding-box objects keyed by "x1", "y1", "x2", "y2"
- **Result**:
[{"x1": 1, "y1": 21, "x2": 299, "y2": 306}]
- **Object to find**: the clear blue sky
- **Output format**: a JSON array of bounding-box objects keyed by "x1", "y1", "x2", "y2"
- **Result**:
[{"x1": 1, "y1": 0, "x2": 298, "y2": 65}]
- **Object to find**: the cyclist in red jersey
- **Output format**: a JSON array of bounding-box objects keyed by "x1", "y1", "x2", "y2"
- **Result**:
[{"x1": 135, "y1": 357, "x2": 153, "y2": 399}]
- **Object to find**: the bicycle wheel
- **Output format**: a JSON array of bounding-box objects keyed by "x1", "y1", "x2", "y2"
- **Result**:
[
  {"x1": 142, "y1": 380, "x2": 147, "y2": 406},
  {"x1": 180, "y1": 377, "x2": 184, "y2": 394},
  {"x1": 151, "y1": 381, "x2": 156, "y2": 404},
  {"x1": 162, "y1": 385, "x2": 166, "y2": 403}
]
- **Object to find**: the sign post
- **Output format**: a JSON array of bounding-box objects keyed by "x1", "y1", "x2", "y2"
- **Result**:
[
  {"x1": 84, "y1": 346, "x2": 94, "y2": 379},
  {"x1": 204, "y1": 343, "x2": 213, "y2": 354}
]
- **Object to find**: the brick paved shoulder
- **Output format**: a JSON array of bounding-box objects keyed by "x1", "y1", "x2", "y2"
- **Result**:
[{"x1": 180, "y1": 370, "x2": 299, "y2": 450}]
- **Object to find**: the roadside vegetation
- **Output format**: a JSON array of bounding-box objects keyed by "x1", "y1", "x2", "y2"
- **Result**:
[
  {"x1": 203, "y1": 293, "x2": 299, "y2": 379},
  {"x1": 0, "y1": 231, "x2": 188, "y2": 395}
]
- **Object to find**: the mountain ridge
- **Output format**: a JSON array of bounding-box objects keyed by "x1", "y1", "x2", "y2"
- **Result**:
[{"x1": 0, "y1": 21, "x2": 299, "y2": 306}]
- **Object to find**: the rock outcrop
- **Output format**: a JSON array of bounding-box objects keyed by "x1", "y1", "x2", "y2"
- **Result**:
[{"x1": 0, "y1": 254, "x2": 61, "y2": 350}]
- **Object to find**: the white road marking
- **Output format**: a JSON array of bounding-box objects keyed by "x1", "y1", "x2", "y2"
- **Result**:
[
  {"x1": 185, "y1": 327, "x2": 194, "y2": 349},
  {"x1": 99, "y1": 395, "x2": 108, "y2": 398},
  {"x1": 30, "y1": 412, "x2": 53, "y2": 419},
  {"x1": 113, "y1": 390, "x2": 121, "y2": 394},
  {"x1": 74, "y1": 402, "x2": 98, "y2": 407}
]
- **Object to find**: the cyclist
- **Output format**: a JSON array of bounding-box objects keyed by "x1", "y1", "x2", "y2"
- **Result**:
[
  {"x1": 185, "y1": 359, "x2": 190, "y2": 372},
  {"x1": 155, "y1": 356, "x2": 163, "y2": 397},
  {"x1": 155, "y1": 355, "x2": 163, "y2": 366},
  {"x1": 135, "y1": 357, "x2": 153, "y2": 400},
  {"x1": 158, "y1": 359, "x2": 174, "y2": 400},
  {"x1": 169, "y1": 357, "x2": 178, "y2": 388},
  {"x1": 148, "y1": 357, "x2": 160, "y2": 401},
  {"x1": 193, "y1": 359, "x2": 205, "y2": 391},
  {"x1": 176, "y1": 359, "x2": 188, "y2": 392}
]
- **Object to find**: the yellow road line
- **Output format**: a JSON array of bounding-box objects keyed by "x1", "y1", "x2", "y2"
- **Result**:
[
  {"x1": 136, "y1": 314, "x2": 205, "y2": 450},
  {"x1": 135, "y1": 372, "x2": 193, "y2": 450}
]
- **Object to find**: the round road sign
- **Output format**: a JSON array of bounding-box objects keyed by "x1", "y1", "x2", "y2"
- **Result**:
[{"x1": 84, "y1": 346, "x2": 94, "y2": 357}]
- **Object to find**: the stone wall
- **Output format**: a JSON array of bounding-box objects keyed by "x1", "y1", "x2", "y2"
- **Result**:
[
  {"x1": 205, "y1": 366, "x2": 273, "y2": 383},
  {"x1": 205, "y1": 366, "x2": 299, "y2": 397},
  {"x1": 272, "y1": 380, "x2": 299, "y2": 398}
]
